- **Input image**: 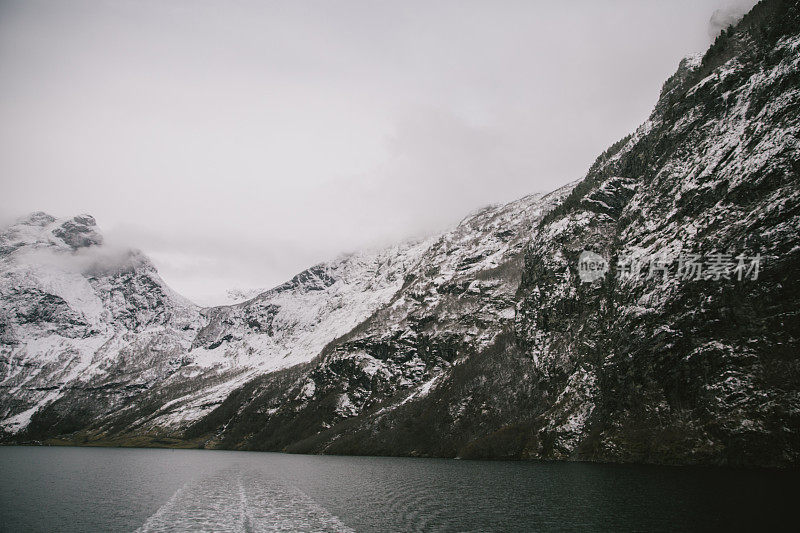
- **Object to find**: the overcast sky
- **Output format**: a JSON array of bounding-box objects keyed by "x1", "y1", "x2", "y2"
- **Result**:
[{"x1": 0, "y1": 0, "x2": 756, "y2": 305}]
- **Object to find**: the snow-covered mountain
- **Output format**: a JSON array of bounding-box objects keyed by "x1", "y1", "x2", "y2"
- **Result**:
[
  {"x1": 2, "y1": 0, "x2": 798, "y2": 467},
  {"x1": 0, "y1": 213, "x2": 431, "y2": 437},
  {"x1": 0, "y1": 213, "x2": 200, "y2": 433}
]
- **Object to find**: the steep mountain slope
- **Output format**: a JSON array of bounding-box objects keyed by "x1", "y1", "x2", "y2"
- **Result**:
[
  {"x1": 2, "y1": 0, "x2": 798, "y2": 468},
  {"x1": 509, "y1": 0, "x2": 800, "y2": 466},
  {"x1": 178, "y1": 0, "x2": 800, "y2": 467},
  {"x1": 181, "y1": 187, "x2": 575, "y2": 451}
]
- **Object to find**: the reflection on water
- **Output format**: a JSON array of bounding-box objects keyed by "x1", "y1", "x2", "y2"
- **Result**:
[{"x1": 0, "y1": 446, "x2": 797, "y2": 532}]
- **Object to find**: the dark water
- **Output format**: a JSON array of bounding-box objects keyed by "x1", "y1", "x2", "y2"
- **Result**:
[{"x1": 0, "y1": 446, "x2": 797, "y2": 532}]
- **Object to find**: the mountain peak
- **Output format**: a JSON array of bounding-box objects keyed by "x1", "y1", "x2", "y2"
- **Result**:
[
  {"x1": 51, "y1": 214, "x2": 102, "y2": 249},
  {"x1": 0, "y1": 212, "x2": 103, "y2": 255},
  {"x1": 15, "y1": 212, "x2": 57, "y2": 227}
]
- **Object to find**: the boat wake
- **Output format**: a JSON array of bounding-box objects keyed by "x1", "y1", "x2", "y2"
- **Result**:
[{"x1": 135, "y1": 465, "x2": 353, "y2": 532}]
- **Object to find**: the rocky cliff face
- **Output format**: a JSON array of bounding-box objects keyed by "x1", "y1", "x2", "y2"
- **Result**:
[
  {"x1": 2, "y1": 0, "x2": 798, "y2": 467},
  {"x1": 511, "y1": 1, "x2": 800, "y2": 466}
]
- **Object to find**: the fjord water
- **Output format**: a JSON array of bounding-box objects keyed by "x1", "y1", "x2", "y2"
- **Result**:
[{"x1": 0, "y1": 447, "x2": 796, "y2": 532}]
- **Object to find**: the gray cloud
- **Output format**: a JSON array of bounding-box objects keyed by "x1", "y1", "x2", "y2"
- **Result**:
[
  {"x1": 708, "y1": 1, "x2": 753, "y2": 39},
  {"x1": 15, "y1": 244, "x2": 145, "y2": 279},
  {"x1": 0, "y1": 0, "x2": 757, "y2": 305}
]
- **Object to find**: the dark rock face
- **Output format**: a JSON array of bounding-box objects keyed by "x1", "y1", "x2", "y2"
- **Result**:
[
  {"x1": 2, "y1": 0, "x2": 799, "y2": 468},
  {"x1": 51, "y1": 215, "x2": 103, "y2": 249},
  {"x1": 508, "y1": 0, "x2": 800, "y2": 467}
]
